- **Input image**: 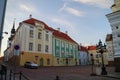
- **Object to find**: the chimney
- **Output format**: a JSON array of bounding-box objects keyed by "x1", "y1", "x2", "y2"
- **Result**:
[
  {"x1": 29, "y1": 14, "x2": 32, "y2": 18},
  {"x1": 65, "y1": 31, "x2": 68, "y2": 34},
  {"x1": 57, "y1": 27, "x2": 60, "y2": 31}
]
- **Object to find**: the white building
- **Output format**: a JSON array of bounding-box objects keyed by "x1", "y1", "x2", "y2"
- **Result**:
[
  {"x1": 106, "y1": 34, "x2": 114, "y2": 66},
  {"x1": 106, "y1": 0, "x2": 120, "y2": 72}
]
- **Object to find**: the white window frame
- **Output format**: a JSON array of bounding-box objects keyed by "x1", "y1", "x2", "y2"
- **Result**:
[{"x1": 29, "y1": 42, "x2": 33, "y2": 51}]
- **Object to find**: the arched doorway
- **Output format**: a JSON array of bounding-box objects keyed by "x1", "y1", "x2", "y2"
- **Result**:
[{"x1": 40, "y1": 58, "x2": 44, "y2": 66}]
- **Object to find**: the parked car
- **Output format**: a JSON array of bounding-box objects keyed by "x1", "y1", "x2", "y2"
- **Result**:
[{"x1": 24, "y1": 62, "x2": 38, "y2": 69}]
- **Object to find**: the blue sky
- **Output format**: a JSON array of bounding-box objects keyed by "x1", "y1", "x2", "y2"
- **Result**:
[{"x1": 1, "y1": 0, "x2": 114, "y2": 56}]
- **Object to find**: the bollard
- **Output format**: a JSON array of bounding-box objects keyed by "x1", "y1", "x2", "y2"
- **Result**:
[
  {"x1": 9, "y1": 70, "x2": 12, "y2": 80},
  {"x1": 19, "y1": 71, "x2": 22, "y2": 80},
  {"x1": 55, "y1": 76, "x2": 59, "y2": 80},
  {"x1": 0, "y1": 64, "x2": 7, "y2": 80}
]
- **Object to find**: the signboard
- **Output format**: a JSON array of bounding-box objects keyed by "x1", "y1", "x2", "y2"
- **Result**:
[{"x1": 14, "y1": 45, "x2": 20, "y2": 56}]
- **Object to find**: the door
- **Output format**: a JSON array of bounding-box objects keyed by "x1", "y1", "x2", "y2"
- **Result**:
[{"x1": 40, "y1": 58, "x2": 44, "y2": 66}]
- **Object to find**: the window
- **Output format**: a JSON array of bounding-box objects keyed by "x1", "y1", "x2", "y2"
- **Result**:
[
  {"x1": 29, "y1": 43, "x2": 33, "y2": 51},
  {"x1": 56, "y1": 40, "x2": 59, "y2": 46},
  {"x1": 118, "y1": 34, "x2": 120, "y2": 37},
  {"x1": 47, "y1": 59, "x2": 50, "y2": 65},
  {"x1": 45, "y1": 45, "x2": 49, "y2": 52},
  {"x1": 57, "y1": 59, "x2": 59, "y2": 64},
  {"x1": 70, "y1": 45, "x2": 72, "y2": 49},
  {"x1": 116, "y1": 26, "x2": 119, "y2": 29},
  {"x1": 66, "y1": 44, "x2": 69, "y2": 48},
  {"x1": 29, "y1": 30, "x2": 34, "y2": 38},
  {"x1": 45, "y1": 34, "x2": 49, "y2": 41},
  {"x1": 62, "y1": 42, "x2": 64, "y2": 47},
  {"x1": 38, "y1": 44, "x2": 41, "y2": 51},
  {"x1": 38, "y1": 32, "x2": 42, "y2": 39}
]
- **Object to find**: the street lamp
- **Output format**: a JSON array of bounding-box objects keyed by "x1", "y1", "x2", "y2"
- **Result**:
[
  {"x1": 96, "y1": 40, "x2": 107, "y2": 75},
  {"x1": 90, "y1": 53, "x2": 96, "y2": 76}
]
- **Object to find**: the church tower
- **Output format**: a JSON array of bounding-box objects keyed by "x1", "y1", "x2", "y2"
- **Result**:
[
  {"x1": 7, "y1": 20, "x2": 16, "y2": 48},
  {"x1": 106, "y1": 0, "x2": 120, "y2": 72},
  {"x1": 9, "y1": 20, "x2": 15, "y2": 40}
]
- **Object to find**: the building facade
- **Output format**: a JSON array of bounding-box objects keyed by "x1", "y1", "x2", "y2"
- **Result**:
[
  {"x1": 87, "y1": 45, "x2": 108, "y2": 65},
  {"x1": 106, "y1": 0, "x2": 120, "y2": 72},
  {"x1": 52, "y1": 28, "x2": 78, "y2": 66},
  {"x1": 106, "y1": 34, "x2": 114, "y2": 66},
  {"x1": 78, "y1": 45, "x2": 89, "y2": 65},
  {"x1": 4, "y1": 17, "x2": 78, "y2": 66}
]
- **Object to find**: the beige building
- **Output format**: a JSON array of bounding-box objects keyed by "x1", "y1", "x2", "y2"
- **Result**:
[
  {"x1": 87, "y1": 45, "x2": 108, "y2": 66},
  {"x1": 4, "y1": 17, "x2": 53, "y2": 66}
]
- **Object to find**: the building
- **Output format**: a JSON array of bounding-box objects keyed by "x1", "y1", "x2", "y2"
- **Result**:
[
  {"x1": 106, "y1": 34, "x2": 114, "y2": 66},
  {"x1": 87, "y1": 45, "x2": 108, "y2": 65},
  {"x1": 0, "y1": 0, "x2": 7, "y2": 55},
  {"x1": 106, "y1": 0, "x2": 120, "y2": 72},
  {"x1": 78, "y1": 45, "x2": 89, "y2": 65},
  {"x1": 4, "y1": 16, "x2": 78, "y2": 66},
  {"x1": 52, "y1": 29, "x2": 78, "y2": 66}
]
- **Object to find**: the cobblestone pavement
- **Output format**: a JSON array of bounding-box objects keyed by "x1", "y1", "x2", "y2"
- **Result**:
[{"x1": 6, "y1": 64, "x2": 120, "y2": 80}]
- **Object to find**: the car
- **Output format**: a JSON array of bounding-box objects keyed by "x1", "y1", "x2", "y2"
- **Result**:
[{"x1": 24, "y1": 61, "x2": 38, "y2": 69}]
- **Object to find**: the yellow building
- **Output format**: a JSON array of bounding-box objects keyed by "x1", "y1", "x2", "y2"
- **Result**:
[
  {"x1": 87, "y1": 45, "x2": 108, "y2": 66},
  {"x1": 111, "y1": 0, "x2": 120, "y2": 12}
]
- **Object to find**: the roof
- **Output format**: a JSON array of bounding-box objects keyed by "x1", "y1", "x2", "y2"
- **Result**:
[
  {"x1": 87, "y1": 45, "x2": 96, "y2": 50},
  {"x1": 23, "y1": 18, "x2": 77, "y2": 44},
  {"x1": 106, "y1": 34, "x2": 112, "y2": 42},
  {"x1": 78, "y1": 45, "x2": 87, "y2": 51}
]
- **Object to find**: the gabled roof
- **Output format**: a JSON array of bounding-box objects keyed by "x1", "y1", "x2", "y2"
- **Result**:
[{"x1": 23, "y1": 18, "x2": 77, "y2": 44}]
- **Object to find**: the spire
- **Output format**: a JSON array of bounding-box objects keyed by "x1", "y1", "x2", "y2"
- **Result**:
[
  {"x1": 13, "y1": 19, "x2": 15, "y2": 29},
  {"x1": 11, "y1": 18, "x2": 16, "y2": 36}
]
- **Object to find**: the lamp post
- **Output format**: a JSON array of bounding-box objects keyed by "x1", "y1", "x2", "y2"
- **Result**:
[
  {"x1": 96, "y1": 40, "x2": 107, "y2": 75},
  {"x1": 13, "y1": 45, "x2": 20, "y2": 80},
  {"x1": 90, "y1": 53, "x2": 96, "y2": 76}
]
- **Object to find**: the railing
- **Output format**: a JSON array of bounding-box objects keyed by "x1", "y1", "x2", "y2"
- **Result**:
[
  {"x1": 0, "y1": 64, "x2": 61, "y2": 80},
  {"x1": 0, "y1": 64, "x2": 30, "y2": 80},
  {"x1": 9, "y1": 70, "x2": 30, "y2": 80}
]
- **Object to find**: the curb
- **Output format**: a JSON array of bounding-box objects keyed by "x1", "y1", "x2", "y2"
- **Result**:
[{"x1": 96, "y1": 74, "x2": 120, "y2": 79}]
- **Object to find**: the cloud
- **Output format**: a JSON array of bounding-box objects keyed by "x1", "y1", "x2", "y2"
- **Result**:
[
  {"x1": 64, "y1": 7, "x2": 84, "y2": 16},
  {"x1": 72, "y1": 0, "x2": 114, "y2": 9},
  {"x1": 20, "y1": 4, "x2": 34, "y2": 12},
  {"x1": 59, "y1": 2, "x2": 84, "y2": 16},
  {"x1": 59, "y1": 2, "x2": 68, "y2": 12}
]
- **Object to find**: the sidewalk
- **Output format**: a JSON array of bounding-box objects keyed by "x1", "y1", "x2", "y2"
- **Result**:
[{"x1": 96, "y1": 66, "x2": 120, "y2": 79}]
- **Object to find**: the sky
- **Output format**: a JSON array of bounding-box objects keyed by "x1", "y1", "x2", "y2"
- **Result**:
[{"x1": 1, "y1": 0, "x2": 114, "y2": 56}]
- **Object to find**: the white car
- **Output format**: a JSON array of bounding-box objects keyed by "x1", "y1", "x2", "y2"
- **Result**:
[{"x1": 24, "y1": 62, "x2": 38, "y2": 69}]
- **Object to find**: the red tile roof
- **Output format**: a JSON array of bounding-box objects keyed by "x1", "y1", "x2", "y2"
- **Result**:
[
  {"x1": 78, "y1": 46, "x2": 88, "y2": 51},
  {"x1": 23, "y1": 18, "x2": 77, "y2": 44},
  {"x1": 87, "y1": 45, "x2": 96, "y2": 50}
]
